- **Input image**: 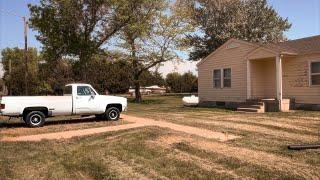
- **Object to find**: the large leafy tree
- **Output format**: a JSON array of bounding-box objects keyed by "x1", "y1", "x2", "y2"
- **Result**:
[
  {"x1": 38, "y1": 58, "x2": 75, "y2": 95},
  {"x1": 185, "y1": 0, "x2": 292, "y2": 61},
  {"x1": 28, "y1": 0, "x2": 134, "y2": 80},
  {"x1": 117, "y1": 0, "x2": 192, "y2": 102},
  {"x1": 86, "y1": 53, "x2": 133, "y2": 94}
]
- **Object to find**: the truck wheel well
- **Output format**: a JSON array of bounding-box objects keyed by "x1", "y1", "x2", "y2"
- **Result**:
[
  {"x1": 106, "y1": 104, "x2": 122, "y2": 112},
  {"x1": 23, "y1": 107, "x2": 49, "y2": 118}
]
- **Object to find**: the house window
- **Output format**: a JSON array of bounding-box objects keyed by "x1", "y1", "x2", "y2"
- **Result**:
[
  {"x1": 310, "y1": 62, "x2": 320, "y2": 85},
  {"x1": 311, "y1": 62, "x2": 320, "y2": 85},
  {"x1": 223, "y1": 68, "x2": 231, "y2": 88},
  {"x1": 213, "y1": 69, "x2": 221, "y2": 88}
]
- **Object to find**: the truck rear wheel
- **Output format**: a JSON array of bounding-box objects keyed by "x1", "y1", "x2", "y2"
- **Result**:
[
  {"x1": 105, "y1": 107, "x2": 120, "y2": 121},
  {"x1": 25, "y1": 111, "x2": 45, "y2": 127}
]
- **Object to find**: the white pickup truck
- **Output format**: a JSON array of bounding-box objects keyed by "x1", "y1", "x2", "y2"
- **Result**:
[{"x1": 0, "y1": 83, "x2": 127, "y2": 127}]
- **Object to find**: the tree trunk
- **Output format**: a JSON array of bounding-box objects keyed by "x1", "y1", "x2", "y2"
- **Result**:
[
  {"x1": 134, "y1": 79, "x2": 142, "y2": 103},
  {"x1": 129, "y1": 37, "x2": 142, "y2": 103}
]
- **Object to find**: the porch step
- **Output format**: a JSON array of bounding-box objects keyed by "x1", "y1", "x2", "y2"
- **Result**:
[
  {"x1": 237, "y1": 101, "x2": 265, "y2": 113},
  {"x1": 245, "y1": 101, "x2": 264, "y2": 105},
  {"x1": 238, "y1": 105, "x2": 262, "y2": 109},
  {"x1": 237, "y1": 107, "x2": 264, "y2": 113}
]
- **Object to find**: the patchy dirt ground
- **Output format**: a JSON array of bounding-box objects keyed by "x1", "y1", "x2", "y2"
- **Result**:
[{"x1": 0, "y1": 96, "x2": 319, "y2": 179}]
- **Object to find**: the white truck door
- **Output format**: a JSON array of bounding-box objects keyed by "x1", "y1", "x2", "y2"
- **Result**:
[{"x1": 74, "y1": 85, "x2": 99, "y2": 114}]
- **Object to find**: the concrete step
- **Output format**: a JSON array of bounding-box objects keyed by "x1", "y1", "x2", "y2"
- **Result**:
[
  {"x1": 246, "y1": 102, "x2": 264, "y2": 106},
  {"x1": 237, "y1": 107, "x2": 264, "y2": 113},
  {"x1": 238, "y1": 105, "x2": 263, "y2": 109},
  {"x1": 237, "y1": 110, "x2": 260, "y2": 114}
]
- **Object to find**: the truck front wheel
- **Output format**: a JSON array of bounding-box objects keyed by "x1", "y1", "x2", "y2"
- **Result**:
[
  {"x1": 25, "y1": 111, "x2": 46, "y2": 127},
  {"x1": 105, "y1": 107, "x2": 120, "y2": 121}
]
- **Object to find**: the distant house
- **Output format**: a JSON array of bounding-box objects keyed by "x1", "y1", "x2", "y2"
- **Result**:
[
  {"x1": 145, "y1": 85, "x2": 166, "y2": 94},
  {"x1": 129, "y1": 85, "x2": 166, "y2": 95},
  {"x1": 197, "y1": 35, "x2": 320, "y2": 112}
]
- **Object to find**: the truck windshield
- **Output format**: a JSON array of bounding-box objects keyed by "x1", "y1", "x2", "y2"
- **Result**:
[{"x1": 77, "y1": 86, "x2": 96, "y2": 96}]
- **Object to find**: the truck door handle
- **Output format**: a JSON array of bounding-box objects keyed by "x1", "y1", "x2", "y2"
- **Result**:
[{"x1": 76, "y1": 97, "x2": 81, "y2": 99}]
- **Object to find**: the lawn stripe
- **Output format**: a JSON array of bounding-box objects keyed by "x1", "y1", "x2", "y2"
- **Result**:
[
  {"x1": 148, "y1": 115, "x2": 318, "y2": 142},
  {"x1": 157, "y1": 135, "x2": 320, "y2": 180},
  {"x1": 146, "y1": 140, "x2": 249, "y2": 180}
]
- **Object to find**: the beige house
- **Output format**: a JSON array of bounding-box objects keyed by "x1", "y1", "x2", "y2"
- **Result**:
[{"x1": 198, "y1": 35, "x2": 320, "y2": 112}]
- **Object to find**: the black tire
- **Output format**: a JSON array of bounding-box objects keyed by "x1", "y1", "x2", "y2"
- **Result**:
[
  {"x1": 25, "y1": 111, "x2": 46, "y2": 128},
  {"x1": 105, "y1": 107, "x2": 120, "y2": 121}
]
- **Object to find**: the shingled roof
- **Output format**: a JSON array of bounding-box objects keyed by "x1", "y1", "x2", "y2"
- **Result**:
[{"x1": 262, "y1": 35, "x2": 320, "y2": 55}]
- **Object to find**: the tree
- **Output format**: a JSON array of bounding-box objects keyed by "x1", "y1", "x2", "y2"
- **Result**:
[
  {"x1": 38, "y1": 58, "x2": 75, "y2": 95},
  {"x1": 139, "y1": 71, "x2": 165, "y2": 87},
  {"x1": 86, "y1": 54, "x2": 133, "y2": 94},
  {"x1": 117, "y1": 0, "x2": 192, "y2": 102},
  {"x1": 1, "y1": 48, "x2": 40, "y2": 95},
  {"x1": 166, "y1": 72, "x2": 182, "y2": 93},
  {"x1": 28, "y1": 0, "x2": 134, "y2": 80},
  {"x1": 165, "y1": 72, "x2": 197, "y2": 93},
  {"x1": 181, "y1": 72, "x2": 197, "y2": 93},
  {"x1": 185, "y1": 0, "x2": 292, "y2": 61}
]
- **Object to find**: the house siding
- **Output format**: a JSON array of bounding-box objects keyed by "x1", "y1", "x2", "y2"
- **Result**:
[
  {"x1": 198, "y1": 40, "x2": 257, "y2": 103},
  {"x1": 248, "y1": 48, "x2": 277, "y2": 60},
  {"x1": 283, "y1": 53, "x2": 320, "y2": 104}
]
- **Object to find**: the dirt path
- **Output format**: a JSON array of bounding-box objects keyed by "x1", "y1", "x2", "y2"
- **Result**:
[
  {"x1": 1, "y1": 122, "x2": 146, "y2": 142},
  {"x1": 121, "y1": 115, "x2": 239, "y2": 141},
  {"x1": 1, "y1": 115, "x2": 239, "y2": 142}
]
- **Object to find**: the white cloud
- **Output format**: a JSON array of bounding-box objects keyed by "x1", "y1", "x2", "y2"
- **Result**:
[{"x1": 154, "y1": 60, "x2": 199, "y2": 78}]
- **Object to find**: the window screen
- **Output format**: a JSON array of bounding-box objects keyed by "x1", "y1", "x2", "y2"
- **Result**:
[
  {"x1": 213, "y1": 69, "x2": 221, "y2": 88},
  {"x1": 223, "y1": 68, "x2": 231, "y2": 88}
]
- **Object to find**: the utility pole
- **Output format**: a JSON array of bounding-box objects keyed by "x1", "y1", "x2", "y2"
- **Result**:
[
  {"x1": 8, "y1": 58, "x2": 12, "y2": 95},
  {"x1": 23, "y1": 16, "x2": 28, "y2": 95}
]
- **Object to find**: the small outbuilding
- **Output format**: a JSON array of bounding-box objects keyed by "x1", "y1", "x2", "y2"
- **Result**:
[{"x1": 197, "y1": 35, "x2": 320, "y2": 112}]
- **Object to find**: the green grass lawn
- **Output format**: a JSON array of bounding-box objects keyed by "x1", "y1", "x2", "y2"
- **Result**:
[{"x1": 0, "y1": 95, "x2": 319, "y2": 179}]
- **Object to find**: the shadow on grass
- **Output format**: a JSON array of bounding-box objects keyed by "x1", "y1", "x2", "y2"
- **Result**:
[
  {"x1": 128, "y1": 98, "x2": 165, "y2": 104},
  {"x1": 0, "y1": 117, "x2": 122, "y2": 128}
]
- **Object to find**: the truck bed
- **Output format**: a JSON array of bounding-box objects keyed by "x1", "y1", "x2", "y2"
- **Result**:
[{"x1": 1, "y1": 96, "x2": 73, "y2": 116}]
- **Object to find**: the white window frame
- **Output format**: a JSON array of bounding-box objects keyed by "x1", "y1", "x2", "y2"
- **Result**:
[
  {"x1": 309, "y1": 60, "x2": 320, "y2": 87},
  {"x1": 212, "y1": 68, "x2": 232, "y2": 89},
  {"x1": 223, "y1": 68, "x2": 232, "y2": 88}
]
